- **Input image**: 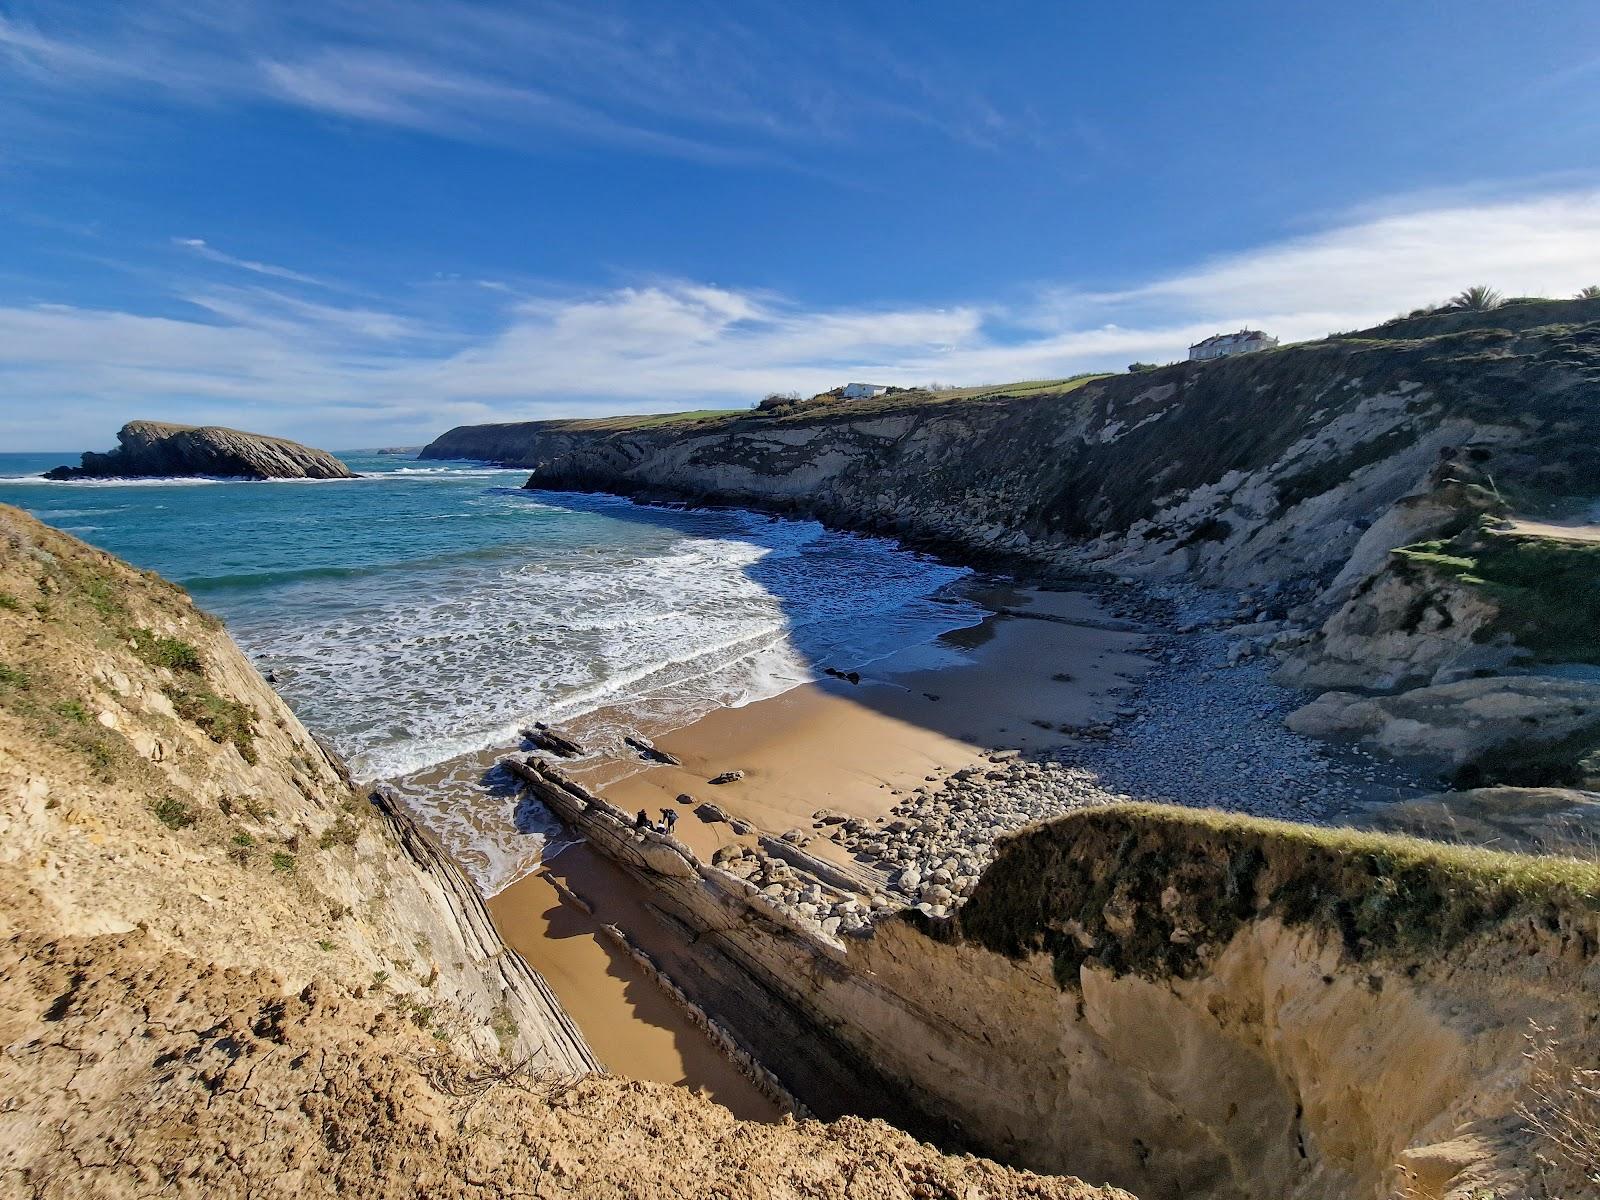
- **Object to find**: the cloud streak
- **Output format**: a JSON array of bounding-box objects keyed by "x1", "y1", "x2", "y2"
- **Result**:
[
  {"x1": 173, "y1": 237, "x2": 337, "y2": 290},
  {"x1": 0, "y1": 1, "x2": 1019, "y2": 169},
  {"x1": 5, "y1": 184, "x2": 1600, "y2": 450}
]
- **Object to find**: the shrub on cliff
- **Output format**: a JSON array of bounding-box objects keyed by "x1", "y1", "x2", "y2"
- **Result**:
[{"x1": 1447, "y1": 285, "x2": 1503, "y2": 311}]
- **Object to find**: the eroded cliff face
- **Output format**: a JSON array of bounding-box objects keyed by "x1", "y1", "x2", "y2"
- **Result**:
[
  {"x1": 0, "y1": 504, "x2": 593, "y2": 1072},
  {"x1": 0, "y1": 507, "x2": 1122, "y2": 1200},
  {"x1": 424, "y1": 309, "x2": 1600, "y2": 596},
  {"x1": 45, "y1": 420, "x2": 357, "y2": 480},
  {"x1": 425, "y1": 305, "x2": 1600, "y2": 786},
  {"x1": 526, "y1": 762, "x2": 1600, "y2": 1200}
]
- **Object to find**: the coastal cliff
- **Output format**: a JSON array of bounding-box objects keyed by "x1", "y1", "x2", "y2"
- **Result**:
[
  {"x1": 423, "y1": 303, "x2": 1600, "y2": 596},
  {"x1": 522, "y1": 756, "x2": 1600, "y2": 1200},
  {"x1": 424, "y1": 301, "x2": 1600, "y2": 786},
  {"x1": 45, "y1": 419, "x2": 357, "y2": 480},
  {"x1": 0, "y1": 505, "x2": 1120, "y2": 1200}
]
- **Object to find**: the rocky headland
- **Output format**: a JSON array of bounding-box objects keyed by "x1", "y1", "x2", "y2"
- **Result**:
[{"x1": 45, "y1": 419, "x2": 357, "y2": 480}]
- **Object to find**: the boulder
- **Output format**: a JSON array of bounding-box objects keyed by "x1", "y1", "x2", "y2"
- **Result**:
[
  {"x1": 708, "y1": 770, "x2": 745, "y2": 785},
  {"x1": 1360, "y1": 786, "x2": 1600, "y2": 856}
]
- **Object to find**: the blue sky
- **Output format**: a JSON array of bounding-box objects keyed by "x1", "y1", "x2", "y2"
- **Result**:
[{"x1": 3, "y1": 0, "x2": 1600, "y2": 451}]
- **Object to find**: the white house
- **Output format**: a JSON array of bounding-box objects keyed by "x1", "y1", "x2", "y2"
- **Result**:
[
  {"x1": 1188, "y1": 329, "x2": 1279, "y2": 361},
  {"x1": 839, "y1": 382, "x2": 890, "y2": 399}
]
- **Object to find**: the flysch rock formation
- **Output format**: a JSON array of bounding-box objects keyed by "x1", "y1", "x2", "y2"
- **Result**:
[
  {"x1": 515, "y1": 755, "x2": 1600, "y2": 1200},
  {"x1": 0, "y1": 504, "x2": 1124, "y2": 1200},
  {"x1": 422, "y1": 299, "x2": 1600, "y2": 793},
  {"x1": 44, "y1": 419, "x2": 357, "y2": 480}
]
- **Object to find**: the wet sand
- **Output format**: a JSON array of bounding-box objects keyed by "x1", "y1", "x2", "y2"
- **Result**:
[{"x1": 487, "y1": 853, "x2": 784, "y2": 1122}]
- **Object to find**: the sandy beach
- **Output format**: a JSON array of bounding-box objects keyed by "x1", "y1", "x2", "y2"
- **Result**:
[
  {"x1": 484, "y1": 581, "x2": 1155, "y2": 1106},
  {"x1": 577, "y1": 584, "x2": 1151, "y2": 871}
]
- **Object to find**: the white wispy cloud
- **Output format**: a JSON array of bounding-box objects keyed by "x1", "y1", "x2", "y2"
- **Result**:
[
  {"x1": 172, "y1": 237, "x2": 336, "y2": 290},
  {"x1": 5, "y1": 184, "x2": 1600, "y2": 450}
]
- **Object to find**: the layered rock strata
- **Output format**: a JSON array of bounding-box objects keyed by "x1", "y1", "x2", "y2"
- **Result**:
[{"x1": 518, "y1": 753, "x2": 1600, "y2": 1200}]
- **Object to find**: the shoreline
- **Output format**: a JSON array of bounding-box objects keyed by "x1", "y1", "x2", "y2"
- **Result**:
[{"x1": 368, "y1": 486, "x2": 1434, "y2": 1118}]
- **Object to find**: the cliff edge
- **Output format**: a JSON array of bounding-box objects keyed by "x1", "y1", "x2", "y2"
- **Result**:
[{"x1": 44, "y1": 420, "x2": 357, "y2": 480}]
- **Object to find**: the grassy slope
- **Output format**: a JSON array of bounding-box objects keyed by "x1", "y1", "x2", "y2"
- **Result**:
[
  {"x1": 1393, "y1": 522, "x2": 1600, "y2": 665},
  {"x1": 952, "y1": 803, "x2": 1600, "y2": 987},
  {"x1": 534, "y1": 375, "x2": 1112, "y2": 435}
]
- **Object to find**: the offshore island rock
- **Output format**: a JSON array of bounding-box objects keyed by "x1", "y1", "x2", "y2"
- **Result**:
[{"x1": 45, "y1": 420, "x2": 357, "y2": 481}]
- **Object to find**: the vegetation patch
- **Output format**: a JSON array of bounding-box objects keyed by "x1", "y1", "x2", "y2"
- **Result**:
[
  {"x1": 953, "y1": 804, "x2": 1600, "y2": 988},
  {"x1": 61, "y1": 561, "x2": 127, "y2": 621},
  {"x1": 0, "y1": 591, "x2": 20, "y2": 611},
  {"x1": 130, "y1": 629, "x2": 205, "y2": 674},
  {"x1": 168, "y1": 684, "x2": 258, "y2": 763},
  {"x1": 1393, "y1": 527, "x2": 1600, "y2": 664},
  {"x1": 52, "y1": 699, "x2": 90, "y2": 724},
  {"x1": 318, "y1": 816, "x2": 360, "y2": 850},
  {"x1": 1451, "y1": 719, "x2": 1600, "y2": 790},
  {"x1": 0, "y1": 663, "x2": 29, "y2": 690},
  {"x1": 152, "y1": 795, "x2": 197, "y2": 830}
]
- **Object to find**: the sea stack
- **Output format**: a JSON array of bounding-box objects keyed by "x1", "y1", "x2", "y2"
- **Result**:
[{"x1": 45, "y1": 420, "x2": 357, "y2": 480}]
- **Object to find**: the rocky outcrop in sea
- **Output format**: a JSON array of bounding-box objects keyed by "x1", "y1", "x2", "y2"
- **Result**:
[{"x1": 46, "y1": 419, "x2": 357, "y2": 480}]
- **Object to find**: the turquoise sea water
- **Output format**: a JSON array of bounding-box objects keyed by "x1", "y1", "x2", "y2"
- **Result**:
[{"x1": 0, "y1": 449, "x2": 979, "y2": 888}]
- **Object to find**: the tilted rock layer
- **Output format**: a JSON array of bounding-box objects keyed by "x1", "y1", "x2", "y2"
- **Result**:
[
  {"x1": 536, "y1": 763, "x2": 1600, "y2": 1200},
  {"x1": 0, "y1": 506, "x2": 1121, "y2": 1200},
  {"x1": 46, "y1": 419, "x2": 356, "y2": 480}
]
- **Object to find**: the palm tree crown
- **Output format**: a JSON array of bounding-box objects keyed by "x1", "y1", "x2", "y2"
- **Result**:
[{"x1": 1447, "y1": 285, "x2": 1503, "y2": 311}]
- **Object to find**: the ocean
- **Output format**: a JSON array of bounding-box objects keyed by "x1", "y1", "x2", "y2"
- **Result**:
[{"x1": 0, "y1": 450, "x2": 981, "y2": 891}]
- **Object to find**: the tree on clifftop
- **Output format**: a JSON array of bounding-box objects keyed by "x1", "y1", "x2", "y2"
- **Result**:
[
  {"x1": 1577, "y1": 285, "x2": 1600, "y2": 300},
  {"x1": 1447, "y1": 285, "x2": 1503, "y2": 311}
]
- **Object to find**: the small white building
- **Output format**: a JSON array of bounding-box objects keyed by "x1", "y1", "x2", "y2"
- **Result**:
[
  {"x1": 839, "y1": 382, "x2": 890, "y2": 399},
  {"x1": 1188, "y1": 329, "x2": 1279, "y2": 362}
]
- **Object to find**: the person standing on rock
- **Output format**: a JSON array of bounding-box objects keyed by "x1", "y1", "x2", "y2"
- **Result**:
[{"x1": 660, "y1": 808, "x2": 679, "y2": 835}]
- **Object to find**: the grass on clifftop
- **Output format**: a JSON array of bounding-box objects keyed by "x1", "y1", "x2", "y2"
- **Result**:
[
  {"x1": 556, "y1": 408, "x2": 747, "y2": 431},
  {"x1": 1393, "y1": 525, "x2": 1600, "y2": 664},
  {"x1": 953, "y1": 803, "x2": 1600, "y2": 988},
  {"x1": 544, "y1": 374, "x2": 1114, "y2": 434}
]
